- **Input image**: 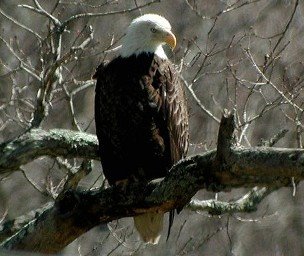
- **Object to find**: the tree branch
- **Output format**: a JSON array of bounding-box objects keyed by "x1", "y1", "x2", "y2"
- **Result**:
[
  {"x1": 60, "y1": 0, "x2": 160, "y2": 28},
  {"x1": 187, "y1": 187, "x2": 270, "y2": 215},
  {"x1": 0, "y1": 129, "x2": 99, "y2": 174},
  {"x1": 1, "y1": 113, "x2": 304, "y2": 253}
]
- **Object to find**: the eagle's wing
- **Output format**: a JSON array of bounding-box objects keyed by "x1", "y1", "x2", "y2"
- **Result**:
[
  {"x1": 164, "y1": 63, "x2": 189, "y2": 164},
  {"x1": 156, "y1": 58, "x2": 189, "y2": 240},
  {"x1": 143, "y1": 56, "x2": 189, "y2": 166}
]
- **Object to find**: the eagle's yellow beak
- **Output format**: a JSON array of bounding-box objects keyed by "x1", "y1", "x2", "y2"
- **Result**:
[{"x1": 164, "y1": 31, "x2": 176, "y2": 50}]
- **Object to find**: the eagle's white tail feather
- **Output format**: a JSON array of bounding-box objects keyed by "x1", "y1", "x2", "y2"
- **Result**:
[{"x1": 133, "y1": 213, "x2": 164, "y2": 244}]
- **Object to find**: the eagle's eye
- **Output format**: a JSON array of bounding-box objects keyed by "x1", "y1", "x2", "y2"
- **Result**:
[{"x1": 150, "y1": 27, "x2": 157, "y2": 33}]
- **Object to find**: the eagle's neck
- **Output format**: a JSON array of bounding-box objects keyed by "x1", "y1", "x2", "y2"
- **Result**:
[{"x1": 119, "y1": 38, "x2": 168, "y2": 59}]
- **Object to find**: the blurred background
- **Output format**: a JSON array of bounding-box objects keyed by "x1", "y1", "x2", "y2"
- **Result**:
[{"x1": 1, "y1": 0, "x2": 304, "y2": 255}]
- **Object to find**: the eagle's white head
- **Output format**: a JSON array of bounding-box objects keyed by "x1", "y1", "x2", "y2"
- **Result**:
[{"x1": 120, "y1": 14, "x2": 176, "y2": 59}]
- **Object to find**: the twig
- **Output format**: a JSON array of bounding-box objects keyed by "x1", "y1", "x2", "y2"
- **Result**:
[
  {"x1": 272, "y1": 0, "x2": 299, "y2": 54},
  {"x1": 180, "y1": 75, "x2": 220, "y2": 123},
  {"x1": 61, "y1": 0, "x2": 160, "y2": 28},
  {"x1": 0, "y1": 36, "x2": 41, "y2": 81},
  {"x1": 0, "y1": 7, "x2": 42, "y2": 40},
  {"x1": 21, "y1": 168, "x2": 49, "y2": 197},
  {"x1": 18, "y1": 2, "x2": 61, "y2": 26},
  {"x1": 245, "y1": 48, "x2": 303, "y2": 113}
]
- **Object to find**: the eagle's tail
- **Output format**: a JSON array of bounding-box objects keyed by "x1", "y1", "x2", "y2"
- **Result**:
[{"x1": 133, "y1": 212, "x2": 164, "y2": 244}]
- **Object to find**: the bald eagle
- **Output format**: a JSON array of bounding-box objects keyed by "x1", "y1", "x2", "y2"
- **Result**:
[{"x1": 94, "y1": 14, "x2": 189, "y2": 244}]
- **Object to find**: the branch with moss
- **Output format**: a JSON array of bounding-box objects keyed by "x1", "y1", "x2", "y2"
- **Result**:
[
  {"x1": 0, "y1": 129, "x2": 99, "y2": 174},
  {"x1": 1, "y1": 113, "x2": 304, "y2": 253},
  {"x1": 187, "y1": 187, "x2": 271, "y2": 215}
]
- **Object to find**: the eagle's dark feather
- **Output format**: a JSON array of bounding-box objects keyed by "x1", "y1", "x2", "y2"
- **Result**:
[
  {"x1": 94, "y1": 53, "x2": 189, "y2": 243},
  {"x1": 94, "y1": 53, "x2": 189, "y2": 185}
]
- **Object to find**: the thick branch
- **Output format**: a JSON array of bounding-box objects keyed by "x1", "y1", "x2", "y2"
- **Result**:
[
  {"x1": 1, "y1": 145, "x2": 304, "y2": 252},
  {"x1": 0, "y1": 129, "x2": 99, "y2": 174},
  {"x1": 1, "y1": 115, "x2": 304, "y2": 253}
]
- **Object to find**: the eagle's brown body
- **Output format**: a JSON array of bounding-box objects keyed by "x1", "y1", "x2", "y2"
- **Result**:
[
  {"x1": 94, "y1": 52, "x2": 189, "y2": 243},
  {"x1": 94, "y1": 53, "x2": 188, "y2": 183}
]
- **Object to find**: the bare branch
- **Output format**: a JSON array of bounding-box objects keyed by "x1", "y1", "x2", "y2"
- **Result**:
[
  {"x1": 55, "y1": 25, "x2": 93, "y2": 68},
  {"x1": 70, "y1": 80, "x2": 95, "y2": 97},
  {"x1": 185, "y1": 0, "x2": 263, "y2": 20},
  {"x1": 21, "y1": 167, "x2": 50, "y2": 197},
  {"x1": 181, "y1": 75, "x2": 220, "y2": 123},
  {"x1": 0, "y1": 36, "x2": 41, "y2": 81},
  {"x1": 245, "y1": 48, "x2": 304, "y2": 113},
  {"x1": 61, "y1": 0, "x2": 161, "y2": 28},
  {"x1": 0, "y1": 7, "x2": 42, "y2": 40},
  {"x1": 18, "y1": 2, "x2": 61, "y2": 26},
  {"x1": 272, "y1": 0, "x2": 299, "y2": 53}
]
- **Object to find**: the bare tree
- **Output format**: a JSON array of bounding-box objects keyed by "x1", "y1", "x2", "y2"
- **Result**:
[{"x1": 1, "y1": 0, "x2": 304, "y2": 255}]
